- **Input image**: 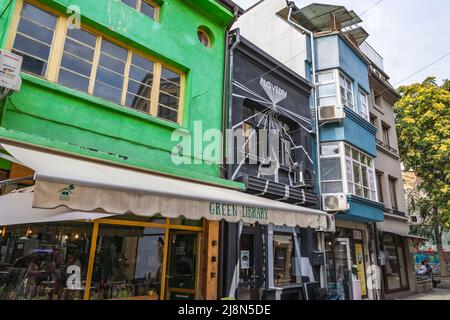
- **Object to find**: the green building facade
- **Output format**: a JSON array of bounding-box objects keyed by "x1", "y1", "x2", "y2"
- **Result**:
[{"x1": 0, "y1": 0, "x2": 239, "y2": 187}]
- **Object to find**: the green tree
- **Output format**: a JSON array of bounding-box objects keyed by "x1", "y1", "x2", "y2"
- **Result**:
[{"x1": 395, "y1": 77, "x2": 450, "y2": 276}]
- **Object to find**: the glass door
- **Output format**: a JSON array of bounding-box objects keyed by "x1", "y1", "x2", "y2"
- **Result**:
[
  {"x1": 328, "y1": 238, "x2": 352, "y2": 300},
  {"x1": 237, "y1": 226, "x2": 264, "y2": 300},
  {"x1": 165, "y1": 231, "x2": 200, "y2": 300}
]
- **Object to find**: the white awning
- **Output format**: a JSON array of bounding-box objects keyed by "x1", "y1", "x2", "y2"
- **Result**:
[
  {"x1": 377, "y1": 217, "x2": 410, "y2": 235},
  {"x1": 0, "y1": 142, "x2": 334, "y2": 230},
  {"x1": 378, "y1": 220, "x2": 428, "y2": 241},
  {"x1": 0, "y1": 187, "x2": 114, "y2": 226}
]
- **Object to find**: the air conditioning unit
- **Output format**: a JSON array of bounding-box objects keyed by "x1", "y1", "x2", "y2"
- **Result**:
[
  {"x1": 319, "y1": 105, "x2": 345, "y2": 122},
  {"x1": 322, "y1": 193, "x2": 348, "y2": 212}
]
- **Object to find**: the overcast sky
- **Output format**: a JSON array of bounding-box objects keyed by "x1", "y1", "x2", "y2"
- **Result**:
[{"x1": 234, "y1": 0, "x2": 450, "y2": 87}]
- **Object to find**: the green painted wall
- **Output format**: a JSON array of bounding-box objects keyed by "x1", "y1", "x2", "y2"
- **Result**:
[{"x1": 0, "y1": 0, "x2": 243, "y2": 189}]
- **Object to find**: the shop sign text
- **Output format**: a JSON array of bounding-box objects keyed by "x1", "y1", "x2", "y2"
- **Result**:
[{"x1": 209, "y1": 202, "x2": 268, "y2": 221}]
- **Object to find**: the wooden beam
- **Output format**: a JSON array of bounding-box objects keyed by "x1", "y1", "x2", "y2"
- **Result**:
[
  {"x1": 9, "y1": 163, "x2": 34, "y2": 185},
  {"x1": 203, "y1": 220, "x2": 219, "y2": 300}
]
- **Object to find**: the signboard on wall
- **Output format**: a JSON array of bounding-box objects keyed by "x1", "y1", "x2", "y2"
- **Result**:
[
  {"x1": 240, "y1": 250, "x2": 250, "y2": 269},
  {"x1": 354, "y1": 243, "x2": 367, "y2": 296},
  {"x1": 0, "y1": 50, "x2": 22, "y2": 92}
]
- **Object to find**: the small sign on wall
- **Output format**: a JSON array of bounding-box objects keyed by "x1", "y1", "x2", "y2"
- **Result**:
[
  {"x1": 240, "y1": 250, "x2": 250, "y2": 269},
  {"x1": 0, "y1": 50, "x2": 22, "y2": 92},
  {"x1": 353, "y1": 230, "x2": 363, "y2": 240}
]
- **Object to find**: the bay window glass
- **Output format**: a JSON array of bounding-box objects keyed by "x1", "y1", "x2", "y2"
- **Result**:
[
  {"x1": 0, "y1": 222, "x2": 93, "y2": 300},
  {"x1": 339, "y1": 73, "x2": 354, "y2": 109},
  {"x1": 320, "y1": 143, "x2": 343, "y2": 193},
  {"x1": 316, "y1": 71, "x2": 337, "y2": 107},
  {"x1": 358, "y1": 89, "x2": 369, "y2": 121},
  {"x1": 273, "y1": 234, "x2": 295, "y2": 286},
  {"x1": 345, "y1": 145, "x2": 377, "y2": 201},
  {"x1": 12, "y1": 3, "x2": 57, "y2": 77},
  {"x1": 320, "y1": 143, "x2": 377, "y2": 201}
]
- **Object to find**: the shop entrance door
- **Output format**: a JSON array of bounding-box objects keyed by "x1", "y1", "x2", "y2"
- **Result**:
[
  {"x1": 237, "y1": 226, "x2": 264, "y2": 300},
  {"x1": 332, "y1": 238, "x2": 352, "y2": 300},
  {"x1": 165, "y1": 231, "x2": 200, "y2": 300}
]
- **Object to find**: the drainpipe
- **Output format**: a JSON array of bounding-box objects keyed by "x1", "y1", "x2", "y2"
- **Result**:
[
  {"x1": 286, "y1": 1, "x2": 328, "y2": 292},
  {"x1": 285, "y1": 2, "x2": 322, "y2": 207},
  {"x1": 221, "y1": 6, "x2": 240, "y2": 180},
  {"x1": 219, "y1": 5, "x2": 240, "y2": 299},
  {"x1": 226, "y1": 28, "x2": 240, "y2": 181}
]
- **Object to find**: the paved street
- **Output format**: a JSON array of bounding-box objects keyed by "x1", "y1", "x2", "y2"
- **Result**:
[{"x1": 397, "y1": 288, "x2": 450, "y2": 300}]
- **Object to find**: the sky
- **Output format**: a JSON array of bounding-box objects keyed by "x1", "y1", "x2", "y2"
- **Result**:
[{"x1": 233, "y1": 0, "x2": 450, "y2": 87}]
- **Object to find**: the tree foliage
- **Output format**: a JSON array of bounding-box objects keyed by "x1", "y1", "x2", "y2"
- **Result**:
[
  {"x1": 395, "y1": 78, "x2": 450, "y2": 274},
  {"x1": 395, "y1": 77, "x2": 450, "y2": 219}
]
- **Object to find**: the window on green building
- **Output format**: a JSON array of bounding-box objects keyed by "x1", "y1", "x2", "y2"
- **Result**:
[
  {"x1": 11, "y1": 2, "x2": 57, "y2": 77},
  {"x1": 121, "y1": 0, "x2": 159, "y2": 20},
  {"x1": 58, "y1": 28, "x2": 96, "y2": 93},
  {"x1": 158, "y1": 67, "x2": 181, "y2": 123},
  {"x1": 9, "y1": 1, "x2": 184, "y2": 124}
]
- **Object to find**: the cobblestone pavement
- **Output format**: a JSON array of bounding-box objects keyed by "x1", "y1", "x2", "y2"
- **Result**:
[{"x1": 397, "y1": 288, "x2": 450, "y2": 300}]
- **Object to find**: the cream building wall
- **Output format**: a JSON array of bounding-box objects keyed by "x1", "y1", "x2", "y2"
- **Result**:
[{"x1": 233, "y1": 0, "x2": 308, "y2": 78}]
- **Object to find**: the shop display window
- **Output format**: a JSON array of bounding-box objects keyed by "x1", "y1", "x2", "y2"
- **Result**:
[
  {"x1": 0, "y1": 223, "x2": 93, "y2": 300},
  {"x1": 89, "y1": 225, "x2": 165, "y2": 300},
  {"x1": 382, "y1": 234, "x2": 409, "y2": 293},
  {"x1": 273, "y1": 234, "x2": 295, "y2": 286}
]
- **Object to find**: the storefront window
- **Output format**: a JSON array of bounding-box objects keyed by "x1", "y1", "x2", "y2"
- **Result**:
[
  {"x1": 239, "y1": 233, "x2": 255, "y2": 282},
  {"x1": 384, "y1": 243, "x2": 401, "y2": 290},
  {"x1": 0, "y1": 222, "x2": 92, "y2": 300},
  {"x1": 273, "y1": 234, "x2": 295, "y2": 286},
  {"x1": 382, "y1": 234, "x2": 409, "y2": 292},
  {"x1": 89, "y1": 225, "x2": 165, "y2": 300}
]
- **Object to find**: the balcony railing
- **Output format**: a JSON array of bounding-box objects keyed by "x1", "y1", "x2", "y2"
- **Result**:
[
  {"x1": 360, "y1": 42, "x2": 384, "y2": 71},
  {"x1": 376, "y1": 138, "x2": 399, "y2": 155}
]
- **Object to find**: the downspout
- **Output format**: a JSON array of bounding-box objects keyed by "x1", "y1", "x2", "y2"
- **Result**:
[
  {"x1": 286, "y1": 3, "x2": 322, "y2": 205},
  {"x1": 219, "y1": 5, "x2": 239, "y2": 299},
  {"x1": 221, "y1": 7, "x2": 239, "y2": 180},
  {"x1": 227, "y1": 28, "x2": 240, "y2": 181},
  {"x1": 286, "y1": 2, "x2": 328, "y2": 291}
]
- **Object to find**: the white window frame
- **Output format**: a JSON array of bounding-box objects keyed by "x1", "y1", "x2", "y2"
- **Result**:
[
  {"x1": 320, "y1": 142, "x2": 378, "y2": 201},
  {"x1": 358, "y1": 88, "x2": 369, "y2": 121},
  {"x1": 319, "y1": 142, "x2": 344, "y2": 194},
  {"x1": 339, "y1": 72, "x2": 354, "y2": 109},
  {"x1": 316, "y1": 70, "x2": 338, "y2": 107},
  {"x1": 316, "y1": 70, "x2": 372, "y2": 123}
]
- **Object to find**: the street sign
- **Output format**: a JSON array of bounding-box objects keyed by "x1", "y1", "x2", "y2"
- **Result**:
[{"x1": 0, "y1": 50, "x2": 22, "y2": 92}]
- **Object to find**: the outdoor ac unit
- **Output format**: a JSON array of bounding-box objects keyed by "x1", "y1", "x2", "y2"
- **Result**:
[
  {"x1": 319, "y1": 105, "x2": 345, "y2": 122},
  {"x1": 322, "y1": 193, "x2": 348, "y2": 212}
]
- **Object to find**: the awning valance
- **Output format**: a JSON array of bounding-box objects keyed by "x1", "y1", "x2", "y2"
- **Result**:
[
  {"x1": 0, "y1": 187, "x2": 114, "y2": 226},
  {"x1": 1, "y1": 142, "x2": 334, "y2": 231}
]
